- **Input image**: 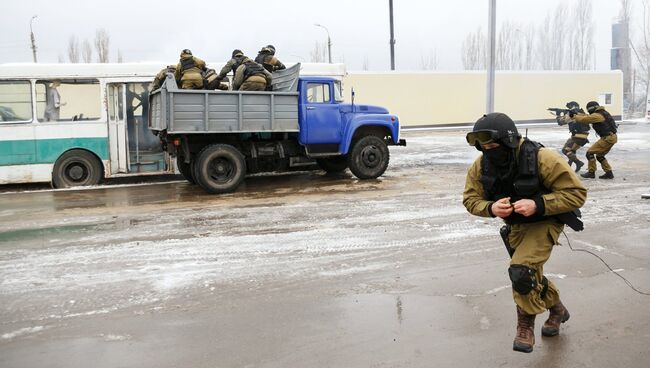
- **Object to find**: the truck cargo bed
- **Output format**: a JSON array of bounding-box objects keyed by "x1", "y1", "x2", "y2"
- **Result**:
[{"x1": 149, "y1": 63, "x2": 301, "y2": 134}]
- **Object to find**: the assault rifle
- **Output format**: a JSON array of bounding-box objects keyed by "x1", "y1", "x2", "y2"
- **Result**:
[{"x1": 547, "y1": 107, "x2": 572, "y2": 117}]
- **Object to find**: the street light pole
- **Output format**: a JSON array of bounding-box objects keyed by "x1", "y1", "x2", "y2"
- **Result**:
[
  {"x1": 486, "y1": 0, "x2": 496, "y2": 113},
  {"x1": 389, "y1": 0, "x2": 396, "y2": 70},
  {"x1": 30, "y1": 15, "x2": 38, "y2": 63},
  {"x1": 315, "y1": 23, "x2": 332, "y2": 63}
]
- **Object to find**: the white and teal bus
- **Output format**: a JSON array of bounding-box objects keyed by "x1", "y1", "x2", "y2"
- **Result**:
[{"x1": 0, "y1": 62, "x2": 346, "y2": 187}]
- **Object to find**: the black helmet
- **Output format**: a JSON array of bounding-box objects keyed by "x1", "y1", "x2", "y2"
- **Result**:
[
  {"x1": 266, "y1": 44, "x2": 276, "y2": 54},
  {"x1": 466, "y1": 112, "x2": 521, "y2": 150},
  {"x1": 232, "y1": 49, "x2": 244, "y2": 58},
  {"x1": 182, "y1": 49, "x2": 192, "y2": 55},
  {"x1": 586, "y1": 101, "x2": 599, "y2": 114},
  {"x1": 566, "y1": 101, "x2": 580, "y2": 110}
]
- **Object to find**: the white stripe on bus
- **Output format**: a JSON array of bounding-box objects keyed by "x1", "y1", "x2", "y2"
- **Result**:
[{"x1": 0, "y1": 122, "x2": 107, "y2": 141}]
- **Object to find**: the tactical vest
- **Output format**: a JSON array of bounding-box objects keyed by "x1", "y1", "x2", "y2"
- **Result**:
[
  {"x1": 255, "y1": 53, "x2": 274, "y2": 73},
  {"x1": 243, "y1": 62, "x2": 266, "y2": 80},
  {"x1": 480, "y1": 139, "x2": 550, "y2": 225},
  {"x1": 568, "y1": 120, "x2": 590, "y2": 136},
  {"x1": 592, "y1": 109, "x2": 617, "y2": 137},
  {"x1": 181, "y1": 57, "x2": 197, "y2": 72}
]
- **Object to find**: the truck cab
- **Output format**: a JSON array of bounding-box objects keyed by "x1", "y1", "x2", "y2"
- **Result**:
[{"x1": 298, "y1": 77, "x2": 404, "y2": 156}]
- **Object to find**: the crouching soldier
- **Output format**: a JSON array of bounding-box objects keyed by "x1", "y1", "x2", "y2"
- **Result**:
[
  {"x1": 174, "y1": 49, "x2": 207, "y2": 89},
  {"x1": 255, "y1": 45, "x2": 286, "y2": 73},
  {"x1": 557, "y1": 101, "x2": 590, "y2": 172},
  {"x1": 463, "y1": 113, "x2": 587, "y2": 353},
  {"x1": 232, "y1": 58, "x2": 272, "y2": 91},
  {"x1": 203, "y1": 69, "x2": 229, "y2": 90},
  {"x1": 152, "y1": 65, "x2": 176, "y2": 90}
]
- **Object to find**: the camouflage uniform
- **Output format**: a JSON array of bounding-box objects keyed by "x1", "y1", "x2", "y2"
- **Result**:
[
  {"x1": 232, "y1": 58, "x2": 272, "y2": 91},
  {"x1": 557, "y1": 114, "x2": 589, "y2": 170},
  {"x1": 174, "y1": 51, "x2": 206, "y2": 90},
  {"x1": 574, "y1": 106, "x2": 618, "y2": 176},
  {"x1": 152, "y1": 65, "x2": 176, "y2": 90},
  {"x1": 255, "y1": 47, "x2": 286, "y2": 73},
  {"x1": 464, "y1": 144, "x2": 587, "y2": 315}
]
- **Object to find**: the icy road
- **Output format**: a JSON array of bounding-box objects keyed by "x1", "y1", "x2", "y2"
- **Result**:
[{"x1": 1, "y1": 124, "x2": 649, "y2": 367}]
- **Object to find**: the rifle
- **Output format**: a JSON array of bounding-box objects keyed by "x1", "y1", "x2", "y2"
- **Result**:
[{"x1": 547, "y1": 107, "x2": 571, "y2": 117}]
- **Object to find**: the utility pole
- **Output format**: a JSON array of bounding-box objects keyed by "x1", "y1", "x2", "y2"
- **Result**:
[
  {"x1": 389, "y1": 0, "x2": 396, "y2": 70},
  {"x1": 315, "y1": 23, "x2": 332, "y2": 63},
  {"x1": 486, "y1": 0, "x2": 496, "y2": 113},
  {"x1": 30, "y1": 15, "x2": 38, "y2": 63}
]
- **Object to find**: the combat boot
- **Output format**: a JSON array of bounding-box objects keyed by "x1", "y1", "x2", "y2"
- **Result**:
[
  {"x1": 580, "y1": 171, "x2": 595, "y2": 179},
  {"x1": 574, "y1": 160, "x2": 584, "y2": 173},
  {"x1": 599, "y1": 171, "x2": 614, "y2": 179},
  {"x1": 541, "y1": 301, "x2": 570, "y2": 337},
  {"x1": 513, "y1": 306, "x2": 536, "y2": 353}
]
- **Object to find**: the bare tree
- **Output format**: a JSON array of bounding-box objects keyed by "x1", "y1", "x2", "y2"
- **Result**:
[
  {"x1": 117, "y1": 49, "x2": 123, "y2": 63},
  {"x1": 522, "y1": 24, "x2": 537, "y2": 70},
  {"x1": 94, "y1": 29, "x2": 110, "y2": 63},
  {"x1": 635, "y1": 0, "x2": 650, "y2": 116},
  {"x1": 419, "y1": 49, "x2": 438, "y2": 70},
  {"x1": 57, "y1": 54, "x2": 64, "y2": 63},
  {"x1": 537, "y1": 4, "x2": 568, "y2": 70},
  {"x1": 309, "y1": 42, "x2": 327, "y2": 62},
  {"x1": 82, "y1": 39, "x2": 92, "y2": 63},
  {"x1": 496, "y1": 21, "x2": 526, "y2": 70},
  {"x1": 568, "y1": 0, "x2": 595, "y2": 70},
  {"x1": 362, "y1": 55, "x2": 370, "y2": 71},
  {"x1": 461, "y1": 27, "x2": 486, "y2": 70},
  {"x1": 67, "y1": 36, "x2": 80, "y2": 63}
]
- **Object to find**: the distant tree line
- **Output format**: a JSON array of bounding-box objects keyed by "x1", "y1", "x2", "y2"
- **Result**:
[
  {"x1": 62, "y1": 28, "x2": 122, "y2": 63},
  {"x1": 461, "y1": 0, "x2": 595, "y2": 71}
]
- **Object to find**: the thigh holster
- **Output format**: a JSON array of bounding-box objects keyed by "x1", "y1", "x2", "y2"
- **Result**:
[{"x1": 508, "y1": 264, "x2": 537, "y2": 295}]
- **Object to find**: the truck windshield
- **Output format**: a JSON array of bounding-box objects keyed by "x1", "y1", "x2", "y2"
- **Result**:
[{"x1": 334, "y1": 80, "x2": 344, "y2": 102}]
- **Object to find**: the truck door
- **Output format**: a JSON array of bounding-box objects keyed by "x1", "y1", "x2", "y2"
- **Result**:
[
  {"x1": 107, "y1": 83, "x2": 128, "y2": 174},
  {"x1": 304, "y1": 82, "x2": 342, "y2": 144}
]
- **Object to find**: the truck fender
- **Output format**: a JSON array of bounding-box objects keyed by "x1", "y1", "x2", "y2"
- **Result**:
[{"x1": 340, "y1": 114, "x2": 400, "y2": 154}]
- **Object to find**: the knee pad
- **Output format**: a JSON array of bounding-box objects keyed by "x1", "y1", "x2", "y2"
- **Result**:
[
  {"x1": 586, "y1": 152, "x2": 595, "y2": 160},
  {"x1": 508, "y1": 264, "x2": 537, "y2": 295},
  {"x1": 562, "y1": 147, "x2": 572, "y2": 154},
  {"x1": 596, "y1": 155, "x2": 606, "y2": 162}
]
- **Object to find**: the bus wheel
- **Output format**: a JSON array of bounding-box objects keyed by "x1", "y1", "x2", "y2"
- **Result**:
[
  {"x1": 348, "y1": 135, "x2": 389, "y2": 179},
  {"x1": 52, "y1": 150, "x2": 103, "y2": 188},
  {"x1": 317, "y1": 156, "x2": 348, "y2": 173},
  {"x1": 176, "y1": 155, "x2": 196, "y2": 184},
  {"x1": 194, "y1": 144, "x2": 246, "y2": 194}
]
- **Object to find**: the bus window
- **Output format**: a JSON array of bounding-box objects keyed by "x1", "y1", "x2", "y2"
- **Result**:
[
  {"x1": 36, "y1": 79, "x2": 101, "y2": 122},
  {"x1": 0, "y1": 81, "x2": 32, "y2": 123}
]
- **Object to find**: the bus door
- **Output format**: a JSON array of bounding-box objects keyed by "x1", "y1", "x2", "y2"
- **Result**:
[
  {"x1": 124, "y1": 82, "x2": 166, "y2": 173},
  {"x1": 107, "y1": 83, "x2": 128, "y2": 174}
]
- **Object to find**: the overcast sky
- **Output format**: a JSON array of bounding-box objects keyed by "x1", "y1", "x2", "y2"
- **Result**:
[{"x1": 0, "y1": 0, "x2": 625, "y2": 71}]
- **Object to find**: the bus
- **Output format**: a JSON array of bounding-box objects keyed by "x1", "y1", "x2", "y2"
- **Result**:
[{"x1": 0, "y1": 62, "x2": 346, "y2": 187}]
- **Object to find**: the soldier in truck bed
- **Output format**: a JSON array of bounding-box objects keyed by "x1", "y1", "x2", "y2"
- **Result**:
[
  {"x1": 232, "y1": 58, "x2": 272, "y2": 91},
  {"x1": 255, "y1": 45, "x2": 286, "y2": 73},
  {"x1": 215, "y1": 49, "x2": 247, "y2": 85},
  {"x1": 174, "y1": 49, "x2": 207, "y2": 90}
]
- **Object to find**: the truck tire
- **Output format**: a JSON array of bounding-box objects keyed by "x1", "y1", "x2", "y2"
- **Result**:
[
  {"x1": 176, "y1": 155, "x2": 196, "y2": 184},
  {"x1": 193, "y1": 144, "x2": 246, "y2": 194},
  {"x1": 348, "y1": 135, "x2": 389, "y2": 179},
  {"x1": 317, "y1": 156, "x2": 348, "y2": 173},
  {"x1": 52, "y1": 149, "x2": 103, "y2": 188}
]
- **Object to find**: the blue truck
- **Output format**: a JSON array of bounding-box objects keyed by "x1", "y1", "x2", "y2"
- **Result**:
[{"x1": 148, "y1": 63, "x2": 405, "y2": 194}]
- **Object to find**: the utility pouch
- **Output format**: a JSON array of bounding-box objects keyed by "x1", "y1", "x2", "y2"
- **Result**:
[
  {"x1": 555, "y1": 209, "x2": 584, "y2": 232},
  {"x1": 500, "y1": 225, "x2": 515, "y2": 258}
]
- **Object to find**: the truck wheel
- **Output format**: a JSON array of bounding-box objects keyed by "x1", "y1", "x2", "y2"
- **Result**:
[
  {"x1": 194, "y1": 144, "x2": 246, "y2": 194},
  {"x1": 317, "y1": 156, "x2": 348, "y2": 173},
  {"x1": 52, "y1": 149, "x2": 103, "y2": 188},
  {"x1": 176, "y1": 155, "x2": 196, "y2": 184},
  {"x1": 348, "y1": 135, "x2": 389, "y2": 179}
]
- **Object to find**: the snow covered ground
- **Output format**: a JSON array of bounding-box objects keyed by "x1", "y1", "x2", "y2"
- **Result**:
[{"x1": 0, "y1": 123, "x2": 649, "y2": 368}]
